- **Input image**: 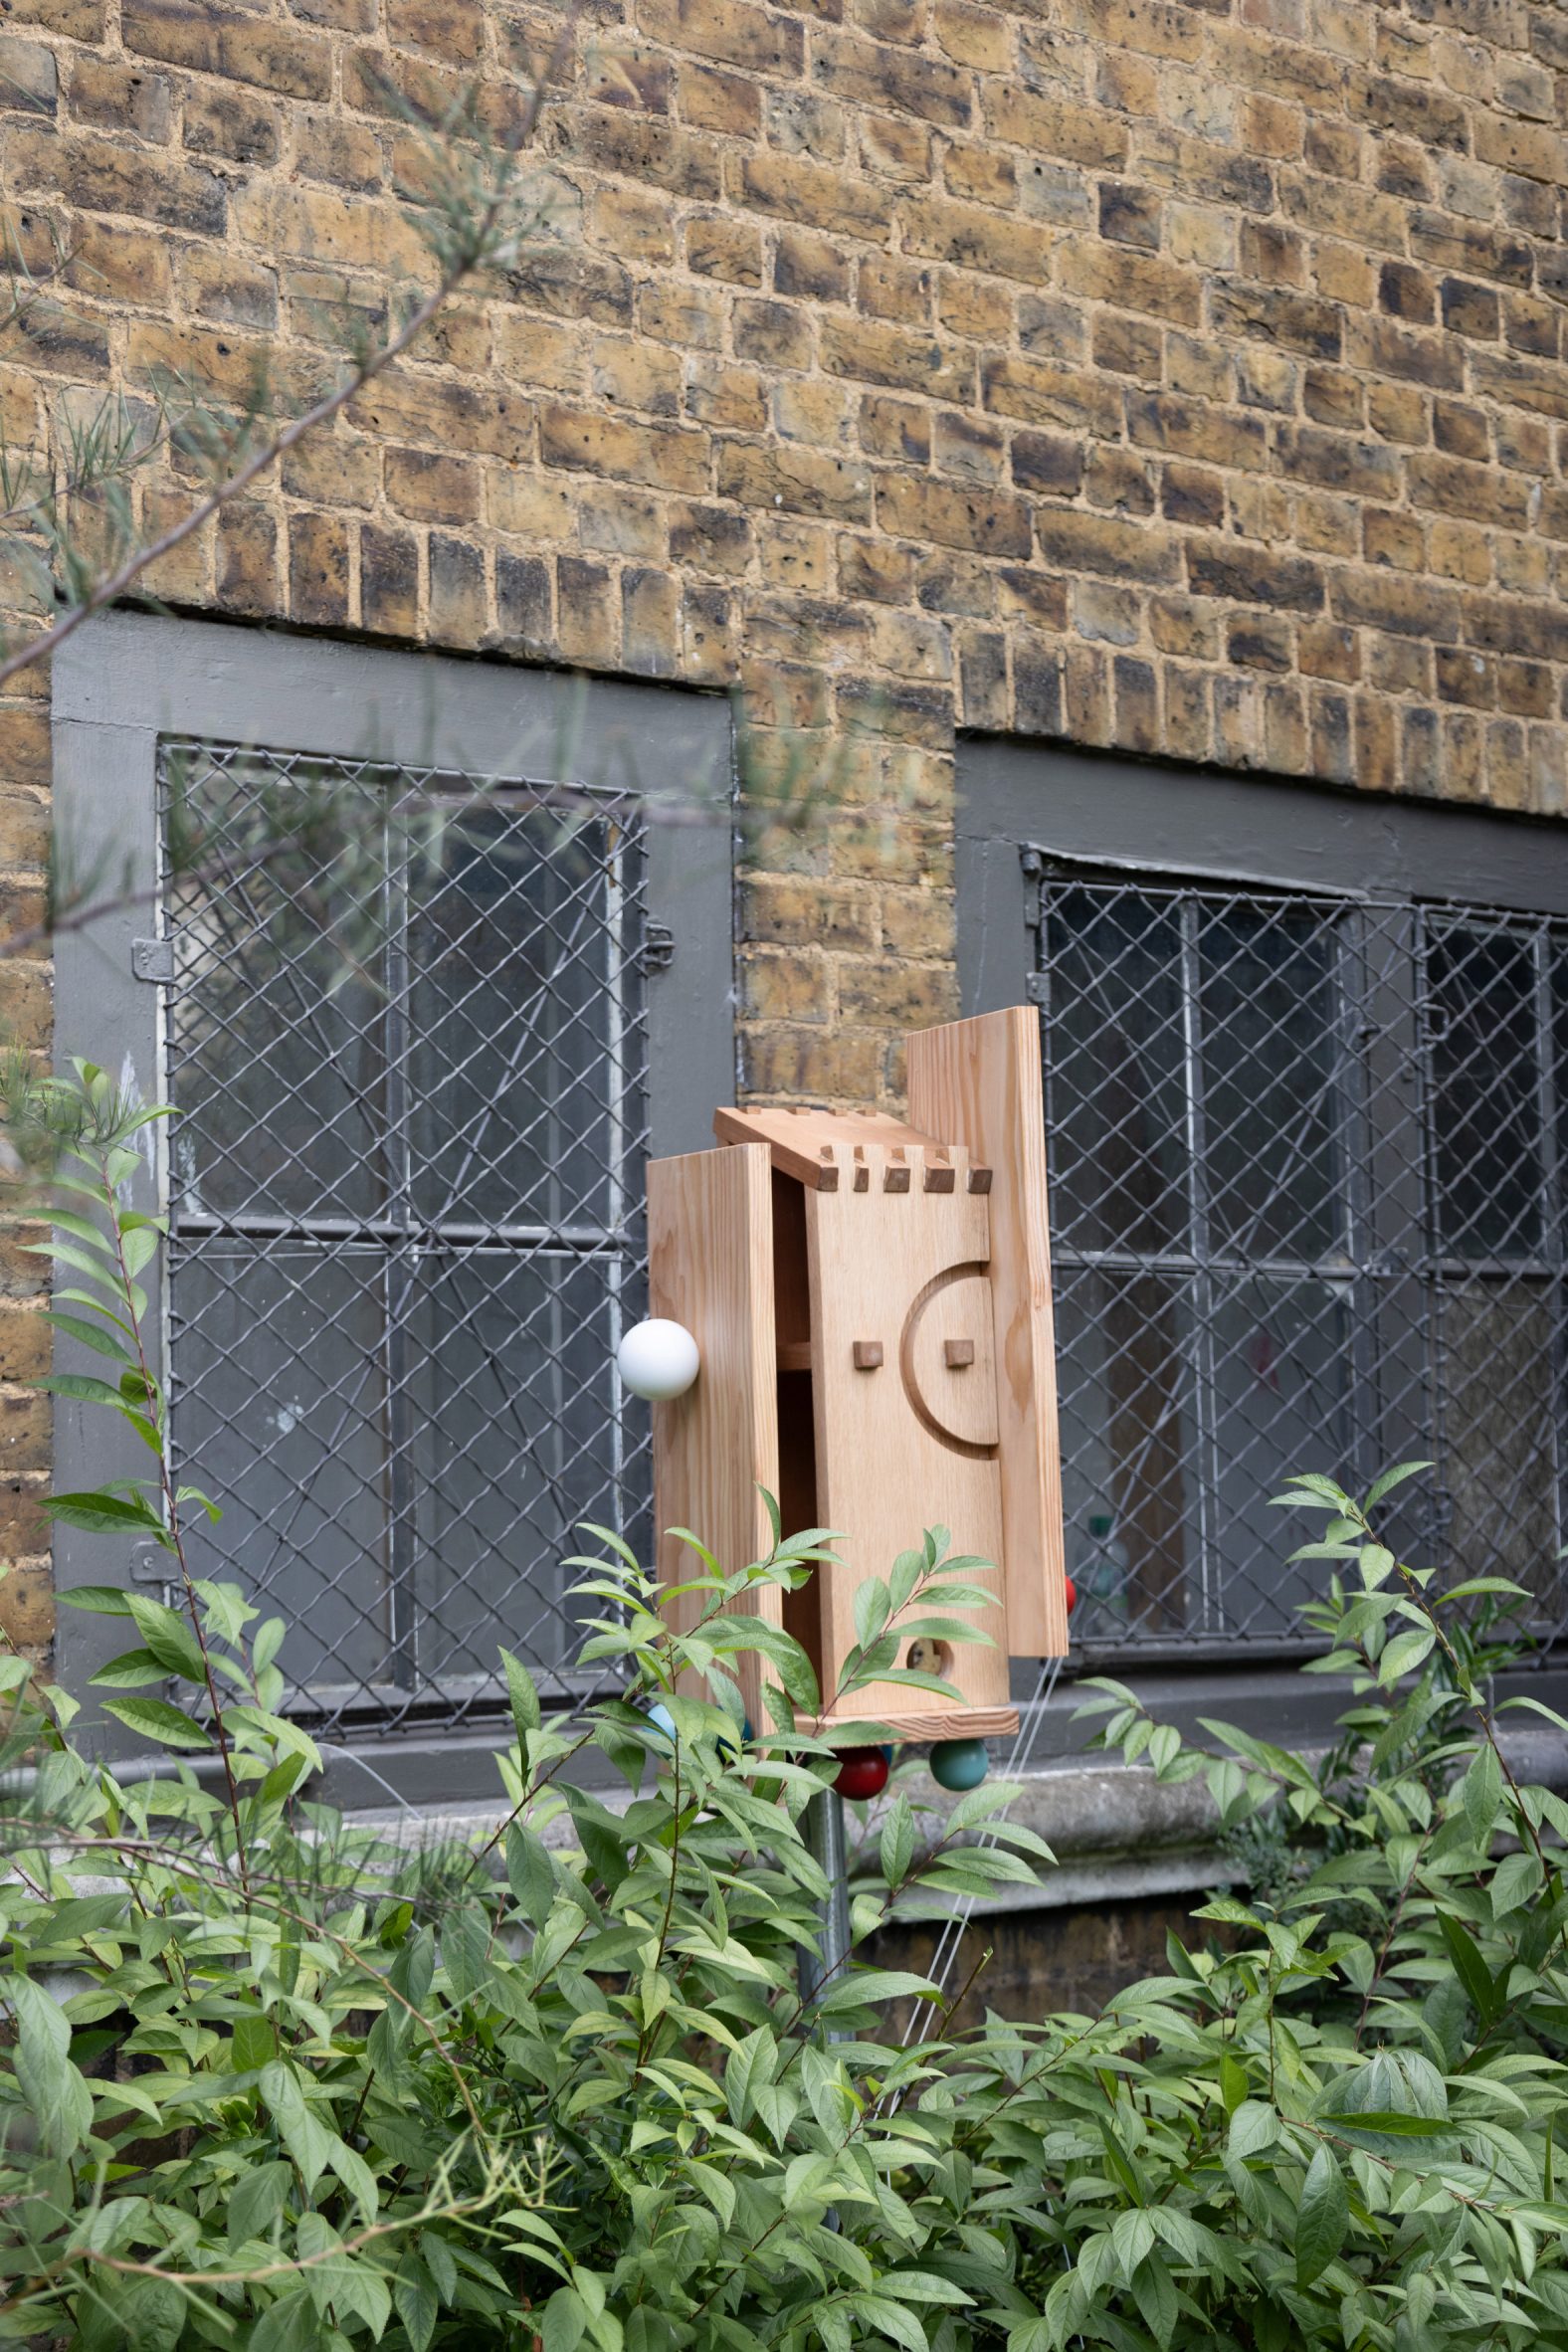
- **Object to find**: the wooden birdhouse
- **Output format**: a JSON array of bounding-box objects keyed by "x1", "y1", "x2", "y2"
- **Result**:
[{"x1": 643, "y1": 1007, "x2": 1066, "y2": 1743}]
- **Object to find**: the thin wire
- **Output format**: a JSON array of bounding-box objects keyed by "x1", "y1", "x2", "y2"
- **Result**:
[{"x1": 899, "y1": 1649, "x2": 1065, "y2": 2051}]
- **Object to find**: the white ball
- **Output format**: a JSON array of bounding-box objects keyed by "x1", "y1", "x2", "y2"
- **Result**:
[{"x1": 617, "y1": 1317, "x2": 700, "y2": 1401}]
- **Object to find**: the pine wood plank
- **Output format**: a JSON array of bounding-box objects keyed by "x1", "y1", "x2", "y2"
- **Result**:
[
  {"x1": 649, "y1": 1142, "x2": 781, "y2": 1728},
  {"x1": 907, "y1": 1007, "x2": 1069, "y2": 1659}
]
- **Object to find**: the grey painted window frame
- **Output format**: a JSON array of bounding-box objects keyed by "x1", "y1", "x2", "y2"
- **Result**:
[
  {"x1": 51, "y1": 611, "x2": 734, "y2": 1801},
  {"x1": 963, "y1": 739, "x2": 1568, "y2": 1759}
]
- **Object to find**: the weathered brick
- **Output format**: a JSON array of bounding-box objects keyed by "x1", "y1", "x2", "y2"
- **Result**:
[
  {"x1": 124, "y1": 0, "x2": 332, "y2": 96},
  {"x1": 1036, "y1": 509, "x2": 1183, "y2": 586},
  {"x1": 732, "y1": 150, "x2": 893, "y2": 241},
  {"x1": 639, "y1": 0, "x2": 805, "y2": 74},
  {"x1": 1186, "y1": 539, "x2": 1325, "y2": 612},
  {"x1": 7, "y1": 125, "x2": 226, "y2": 232},
  {"x1": 820, "y1": 316, "x2": 972, "y2": 404},
  {"x1": 717, "y1": 440, "x2": 872, "y2": 522},
  {"x1": 876, "y1": 474, "x2": 1030, "y2": 557}
]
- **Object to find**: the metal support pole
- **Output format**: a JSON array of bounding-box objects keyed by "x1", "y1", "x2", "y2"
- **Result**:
[{"x1": 800, "y1": 1785, "x2": 851, "y2": 2019}]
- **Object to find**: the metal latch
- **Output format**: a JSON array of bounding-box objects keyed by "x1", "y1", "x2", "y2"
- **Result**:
[
  {"x1": 641, "y1": 921, "x2": 675, "y2": 975},
  {"x1": 131, "y1": 937, "x2": 174, "y2": 984}
]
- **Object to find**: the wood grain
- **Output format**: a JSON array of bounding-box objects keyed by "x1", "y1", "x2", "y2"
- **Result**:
[
  {"x1": 908, "y1": 1007, "x2": 1069, "y2": 1659},
  {"x1": 805, "y1": 1140, "x2": 1011, "y2": 1729},
  {"x1": 716, "y1": 1103, "x2": 940, "y2": 1189},
  {"x1": 649, "y1": 1142, "x2": 781, "y2": 1728}
]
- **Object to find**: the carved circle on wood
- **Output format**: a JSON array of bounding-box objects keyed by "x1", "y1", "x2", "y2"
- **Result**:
[{"x1": 897, "y1": 1261, "x2": 1000, "y2": 1460}]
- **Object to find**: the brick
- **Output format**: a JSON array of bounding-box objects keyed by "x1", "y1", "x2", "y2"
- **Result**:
[
  {"x1": 981, "y1": 354, "x2": 1122, "y2": 435},
  {"x1": 67, "y1": 54, "x2": 171, "y2": 137},
  {"x1": 1126, "y1": 390, "x2": 1269, "y2": 469},
  {"x1": 811, "y1": 28, "x2": 971, "y2": 124},
  {"x1": 876, "y1": 474, "x2": 1031, "y2": 557},
  {"x1": 184, "y1": 82, "x2": 281, "y2": 162},
  {"x1": 733, "y1": 150, "x2": 893, "y2": 241},
  {"x1": 123, "y1": 0, "x2": 332, "y2": 96},
  {"x1": 686, "y1": 213, "x2": 763, "y2": 286},
  {"x1": 357, "y1": 372, "x2": 534, "y2": 464},
  {"x1": 1035, "y1": 508, "x2": 1182, "y2": 586},
  {"x1": 7, "y1": 125, "x2": 225, "y2": 233},
  {"x1": 639, "y1": 0, "x2": 806, "y2": 74},
  {"x1": 556, "y1": 555, "x2": 618, "y2": 667},
  {"x1": 1057, "y1": 238, "x2": 1202, "y2": 325},
  {"x1": 360, "y1": 522, "x2": 420, "y2": 638},
  {"x1": 983, "y1": 83, "x2": 1127, "y2": 168},
  {"x1": 288, "y1": 510, "x2": 351, "y2": 628},
  {"x1": 897, "y1": 192, "x2": 1050, "y2": 283},
  {"x1": 820, "y1": 316, "x2": 972, "y2": 404},
  {"x1": 495, "y1": 552, "x2": 552, "y2": 653},
  {"x1": 555, "y1": 104, "x2": 722, "y2": 201},
  {"x1": 717, "y1": 440, "x2": 872, "y2": 522},
  {"x1": 1186, "y1": 539, "x2": 1325, "y2": 611},
  {"x1": 539, "y1": 404, "x2": 707, "y2": 494}
]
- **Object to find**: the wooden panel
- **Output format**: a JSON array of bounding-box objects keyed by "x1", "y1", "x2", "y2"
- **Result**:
[
  {"x1": 908, "y1": 1006, "x2": 1069, "y2": 1658},
  {"x1": 805, "y1": 1143, "x2": 1011, "y2": 1728},
  {"x1": 649, "y1": 1144, "x2": 781, "y2": 1727}
]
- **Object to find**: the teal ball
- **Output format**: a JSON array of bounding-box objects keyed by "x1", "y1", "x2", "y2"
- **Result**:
[{"x1": 929, "y1": 1737, "x2": 988, "y2": 1792}]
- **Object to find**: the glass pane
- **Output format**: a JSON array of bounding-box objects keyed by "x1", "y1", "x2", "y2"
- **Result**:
[
  {"x1": 171, "y1": 1243, "x2": 393, "y2": 1696},
  {"x1": 1055, "y1": 1264, "x2": 1194, "y2": 1641},
  {"x1": 408, "y1": 807, "x2": 628, "y2": 1233},
  {"x1": 1041, "y1": 882, "x2": 1188, "y2": 1254},
  {"x1": 1199, "y1": 903, "x2": 1344, "y2": 1261},
  {"x1": 166, "y1": 753, "x2": 390, "y2": 1224},
  {"x1": 403, "y1": 1250, "x2": 631, "y2": 1686},
  {"x1": 1428, "y1": 922, "x2": 1542, "y2": 1259},
  {"x1": 1439, "y1": 1279, "x2": 1560, "y2": 1605},
  {"x1": 1204, "y1": 1275, "x2": 1355, "y2": 1638}
]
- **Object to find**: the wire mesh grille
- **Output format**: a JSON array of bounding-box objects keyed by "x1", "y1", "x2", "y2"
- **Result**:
[
  {"x1": 157, "y1": 738, "x2": 651, "y2": 1733},
  {"x1": 1029, "y1": 852, "x2": 1568, "y2": 1662}
]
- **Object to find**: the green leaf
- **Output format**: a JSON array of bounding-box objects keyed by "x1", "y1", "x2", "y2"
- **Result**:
[
  {"x1": 34, "y1": 1372, "x2": 136, "y2": 1412},
  {"x1": 56, "y1": 1582, "x2": 136, "y2": 1614},
  {"x1": 394, "y1": 2258, "x2": 439, "y2": 2352},
  {"x1": 1461, "y1": 1742, "x2": 1503, "y2": 1845},
  {"x1": 101, "y1": 1696, "x2": 214, "y2": 1750},
  {"x1": 10, "y1": 1976, "x2": 93, "y2": 2156},
  {"x1": 1437, "y1": 1909, "x2": 1498, "y2": 2028},
  {"x1": 1378, "y1": 1627, "x2": 1436, "y2": 1684},
  {"x1": 1295, "y1": 2144, "x2": 1347, "y2": 2288},
  {"x1": 228, "y1": 2160, "x2": 293, "y2": 2248},
  {"x1": 125, "y1": 1593, "x2": 207, "y2": 1682},
  {"x1": 499, "y1": 1645, "x2": 541, "y2": 1738},
  {"x1": 816, "y1": 1968, "x2": 939, "y2": 2013},
  {"x1": 880, "y1": 1793, "x2": 914, "y2": 1888},
  {"x1": 47, "y1": 1492, "x2": 162, "y2": 1533},
  {"x1": 541, "y1": 2287, "x2": 587, "y2": 2352},
  {"x1": 38, "y1": 1310, "x2": 135, "y2": 1365}
]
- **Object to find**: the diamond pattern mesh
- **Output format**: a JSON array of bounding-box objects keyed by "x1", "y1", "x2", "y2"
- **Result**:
[
  {"x1": 157, "y1": 738, "x2": 651, "y2": 1732},
  {"x1": 1030, "y1": 856, "x2": 1568, "y2": 1662}
]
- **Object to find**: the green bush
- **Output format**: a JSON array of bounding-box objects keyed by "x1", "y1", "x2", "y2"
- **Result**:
[{"x1": 0, "y1": 1065, "x2": 1565, "y2": 2352}]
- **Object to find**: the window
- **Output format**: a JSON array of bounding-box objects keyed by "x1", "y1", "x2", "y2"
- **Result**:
[
  {"x1": 960, "y1": 741, "x2": 1568, "y2": 1666},
  {"x1": 53, "y1": 617, "x2": 731, "y2": 1756}
]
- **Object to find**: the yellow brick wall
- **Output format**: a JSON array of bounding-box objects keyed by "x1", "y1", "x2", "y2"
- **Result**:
[{"x1": 3, "y1": 0, "x2": 1568, "y2": 1640}]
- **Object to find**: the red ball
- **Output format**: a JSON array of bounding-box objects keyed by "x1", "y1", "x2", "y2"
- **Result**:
[
  {"x1": 834, "y1": 1745, "x2": 889, "y2": 1800},
  {"x1": 1065, "y1": 1574, "x2": 1078, "y2": 1616}
]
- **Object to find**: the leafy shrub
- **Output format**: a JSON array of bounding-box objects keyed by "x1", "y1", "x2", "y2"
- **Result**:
[{"x1": 0, "y1": 1066, "x2": 1565, "y2": 2352}]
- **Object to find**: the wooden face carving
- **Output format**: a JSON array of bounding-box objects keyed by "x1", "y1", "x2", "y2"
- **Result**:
[{"x1": 803, "y1": 1141, "x2": 1011, "y2": 1732}]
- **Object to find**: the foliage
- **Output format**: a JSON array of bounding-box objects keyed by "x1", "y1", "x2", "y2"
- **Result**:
[{"x1": 2, "y1": 1067, "x2": 1567, "y2": 2352}]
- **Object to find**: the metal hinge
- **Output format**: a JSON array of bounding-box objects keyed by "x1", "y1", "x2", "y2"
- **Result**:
[
  {"x1": 640, "y1": 920, "x2": 676, "y2": 975},
  {"x1": 128, "y1": 1541, "x2": 169, "y2": 1586},
  {"x1": 1020, "y1": 847, "x2": 1044, "y2": 933},
  {"x1": 1025, "y1": 973, "x2": 1048, "y2": 1006},
  {"x1": 131, "y1": 936, "x2": 174, "y2": 984}
]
